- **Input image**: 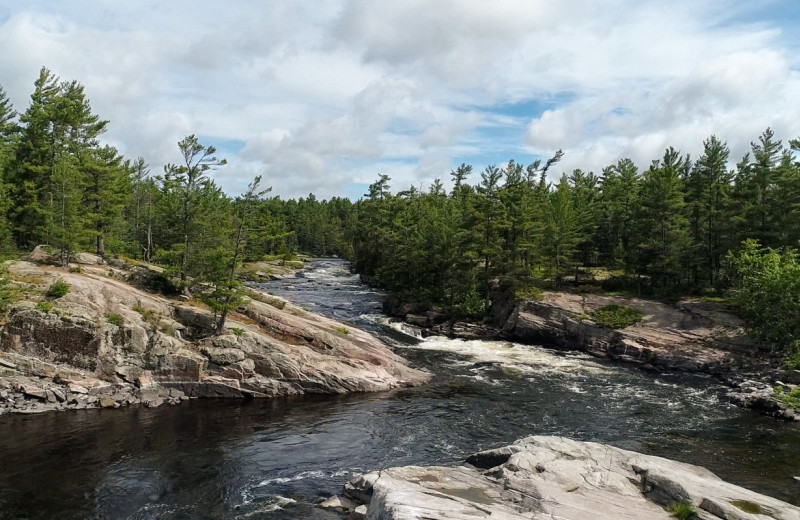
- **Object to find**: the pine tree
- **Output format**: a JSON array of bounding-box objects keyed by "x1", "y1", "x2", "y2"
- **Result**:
[
  {"x1": 686, "y1": 135, "x2": 732, "y2": 286},
  {"x1": 634, "y1": 148, "x2": 690, "y2": 287},
  {"x1": 161, "y1": 135, "x2": 227, "y2": 282}
]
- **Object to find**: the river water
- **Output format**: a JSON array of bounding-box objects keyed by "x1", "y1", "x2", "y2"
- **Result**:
[{"x1": 1, "y1": 258, "x2": 799, "y2": 519}]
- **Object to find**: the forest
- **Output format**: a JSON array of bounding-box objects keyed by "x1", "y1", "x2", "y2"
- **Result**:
[{"x1": 1, "y1": 67, "x2": 799, "y2": 350}]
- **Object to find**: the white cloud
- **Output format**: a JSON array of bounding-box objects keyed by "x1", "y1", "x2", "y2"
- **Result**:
[{"x1": 0, "y1": 1, "x2": 798, "y2": 197}]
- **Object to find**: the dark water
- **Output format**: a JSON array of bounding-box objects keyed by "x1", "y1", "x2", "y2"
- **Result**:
[{"x1": 1, "y1": 258, "x2": 799, "y2": 519}]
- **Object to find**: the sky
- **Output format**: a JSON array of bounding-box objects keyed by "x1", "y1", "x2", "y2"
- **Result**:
[{"x1": 1, "y1": 1, "x2": 799, "y2": 199}]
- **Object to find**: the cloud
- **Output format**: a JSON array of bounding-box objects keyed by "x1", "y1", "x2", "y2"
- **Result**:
[{"x1": 0, "y1": 1, "x2": 798, "y2": 197}]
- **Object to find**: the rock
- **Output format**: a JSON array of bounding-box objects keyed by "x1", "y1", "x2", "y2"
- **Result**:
[
  {"x1": 68, "y1": 383, "x2": 89, "y2": 394},
  {"x1": 201, "y1": 345, "x2": 246, "y2": 365},
  {"x1": 74, "y1": 252, "x2": 103, "y2": 265},
  {"x1": 143, "y1": 396, "x2": 164, "y2": 408},
  {"x1": 0, "y1": 258, "x2": 429, "y2": 416},
  {"x1": 19, "y1": 384, "x2": 46, "y2": 400},
  {"x1": 350, "y1": 505, "x2": 367, "y2": 520},
  {"x1": 50, "y1": 387, "x2": 66, "y2": 402},
  {"x1": 99, "y1": 396, "x2": 117, "y2": 408},
  {"x1": 502, "y1": 293, "x2": 751, "y2": 375},
  {"x1": 320, "y1": 495, "x2": 356, "y2": 513},
  {"x1": 27, "y1": 246, "x2": 58, "y2": 264},
  {"x1": 344, "y1": 436, "x2": 800, "y2": 520}
]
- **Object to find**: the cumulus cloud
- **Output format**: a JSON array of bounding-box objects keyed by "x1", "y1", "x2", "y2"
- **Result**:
[{"x1": 0, "y1": 0, "x2": 798, "y2": 197}]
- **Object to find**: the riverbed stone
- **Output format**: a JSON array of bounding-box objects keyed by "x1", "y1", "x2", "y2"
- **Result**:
[{"x1": 341, "y1": 436, "x2": 800, "y2": 520}]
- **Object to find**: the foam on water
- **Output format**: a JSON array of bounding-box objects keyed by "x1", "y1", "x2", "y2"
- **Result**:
[{"x1": 402, "y1": 336, "x2": 612, "y2": 376}]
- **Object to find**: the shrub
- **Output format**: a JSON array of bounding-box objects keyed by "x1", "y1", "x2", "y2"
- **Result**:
[
  {"x1": 668, "y1": 502, "x2": 695, "y2": 519},
  {"x1": 105, "y1": 313, "x2": 124, "y2": 327},
  {"x1": 591, "y1": 304, "x2": 643, "y2": 329},
  {"x1": 68, "y1": 266, "x2": 82, "y2": 273},
  {"x1": 784, "y1": 342, "x2": 800, "y2": 370},
  {"x1": 774, "y1": 386, "x2": 800, "y2": 408},
  {"x1": 132, "y1": 305, "x2": 160, "y2": 325},
  {"x1": 335, "y1": 326, "x2": 349, "y2": 335},
  {"x1": 35, "y1": 301, "x2": 53, "y2": 313},
  {"x1": 46, "y1": 278, "x2": 70, "y2": 298},
  {"x1": 726, "y1": 240, "x2": 800, "y2": 350},
  {"x1": 231, "y1": 327, "x2": 244, "y2": 337}
]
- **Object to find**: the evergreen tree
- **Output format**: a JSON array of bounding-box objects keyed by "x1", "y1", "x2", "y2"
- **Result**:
[
  {"x1": 161, "y1": 134, "x2": 226, "y2": 282},
  {"x1": 634, "y1": 148, "x2": 690, "y2": 287},
  {"x1": 686, "y1": 135, "x2": 732, "y2": 286}
]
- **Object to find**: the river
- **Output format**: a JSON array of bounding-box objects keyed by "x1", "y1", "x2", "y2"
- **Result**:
[{"x1": 0, "y1": 258, "x2": 798, "y2": 519}]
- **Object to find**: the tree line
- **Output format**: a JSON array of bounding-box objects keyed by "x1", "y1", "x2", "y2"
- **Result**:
[{"x1": 2, "y1": 67, "x2": 799, "y2": 346}]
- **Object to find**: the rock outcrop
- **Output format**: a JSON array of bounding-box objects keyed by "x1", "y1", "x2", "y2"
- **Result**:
[
  {"x1": 501, "y1": 292, "x2": 759, "y2": 374},
  {"x1": 333, "y1": 436, "x2": 800, "y2": 519},
  {"x1": 0, "y1": 259, "x2": 429, "y2": 414}
]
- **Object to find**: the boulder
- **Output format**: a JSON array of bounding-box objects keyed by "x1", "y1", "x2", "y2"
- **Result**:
[
  {"x1": 74, "y1": 252, "x2": 103, "y2": 265},
  {"x1": 201, "y1": 345, "x2": 246, "y2": 365},
  {"x1": 340, "y1": 436, "x2": 800, "y2": 520}
]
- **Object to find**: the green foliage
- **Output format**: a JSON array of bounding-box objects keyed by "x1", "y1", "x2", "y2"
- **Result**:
[
  {"x1": 68, "y1": 266, "x2": 82, "y2": 273},
  {"x1": 515, "y1": 285, "x2": 544, "y2": 301},
  {"x1": 46, "y1": 278, "x2": 70, "y2": 298},
  {"x1": 774, "y1": 386, "x2": 800, "y2": 408},
  {"x1": 783, "y1": 342, "x2": 800, "y2": 370},
  {"x1": 105, "y1": 313, "x2": 123, "y2": 327},
  {"x1": 35, "y1": 301, "x2": 53, "y2": 312},
  {"x1": 726, "y1": 240, "x2": 800, "y2": 349},
  {"x1": 132, "y1": 304, "x2": 160, "y2": 327},
  {"x1": 335, "y1": 326, "x2": 349, "y2": 335},
  {"x1": 231, "y1": 327, "x2": 244, "y2": 337},
  {"x1": 667, "y1": 502, "x2": 695, "y2": 519},
  {"x1": 591, "y1": 304, "x2": 643, "y2": 329}
]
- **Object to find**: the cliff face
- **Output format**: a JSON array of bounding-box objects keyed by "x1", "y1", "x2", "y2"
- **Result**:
[{"x1": 0, "y1": 259, "x2": 429, "y2": 414}]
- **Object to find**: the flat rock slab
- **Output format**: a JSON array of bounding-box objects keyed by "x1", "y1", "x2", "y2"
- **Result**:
[{"x1": 342, "y1": 436, "x2": 800, "y2": 520}]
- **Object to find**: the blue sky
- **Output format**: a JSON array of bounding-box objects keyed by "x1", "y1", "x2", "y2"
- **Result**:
[{"x1": 1, "y1": 1, "x2": 799, "y2": 199}]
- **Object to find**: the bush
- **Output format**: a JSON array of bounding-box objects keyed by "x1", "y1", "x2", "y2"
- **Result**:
[
  {"x1": 46, "y1": 278, "x2": 70, "y2": 298},
  {"x1": 774, "y1": 385, "x2": 800, "y2": 408},
  {"x1": 668, "y1": 502, "x2": 695, "y2": 519},
  {"x1": 35, "y1": 301, "x2": 53, "y2": 313},
  {"x1": 726, "y1": 240, "x2": 800, "y2": 350},
  {"x1": 591, "y1": 304, "x2": 643, "y2": 329},
  {"x1": 231, "y1": 327, "x2": 244, "y2": 337},
  {"x1": 68, "y1": 266, "x2": 82, "y2": 273},
  {"x1": 105, "y1": 313, "x2": 124, "y2": 327}
]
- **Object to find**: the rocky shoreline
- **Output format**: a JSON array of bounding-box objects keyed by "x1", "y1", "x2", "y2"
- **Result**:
[
  {"x1": 0, "y1": 256, "x2": 430, "y2": 415},
  {"x1": 322, "y1": 436, "x2": 800, "y2": 519},
  {"x1": 390, "y1": 291, "x2": 800, "y2": 421}
]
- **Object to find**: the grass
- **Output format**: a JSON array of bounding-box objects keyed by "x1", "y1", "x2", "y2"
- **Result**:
[
  {"x1": 515, "y1": 285, "x2": 544, "y2": 301},
  {"x1": 231, "y1": 327, "x2": 244, "y2": 337},
  {"x1": 667, "y1": 502, "x2": 695, "y2": 519},
  {"x1": 132, "y1": 304, "x2": 160, "y2": 325},
  {"x1": 35, "y1": 301, "x2": 53, "y2": 313},
  {"x1": 105, "y1": 313, "x2": 124, "y2": 327},
  {"x1": 591, "y1": 304, "x2": 643, "y2": 329},
  {"x1": 46, "y1": 278, "x2": 70, "y2": 298},
  {"x1": 774, "y1": 386, "x2": 800, "y2": 408},
  {"x1": 335, "y1": 326, "x2": 349, "y2": 335},
  {"x1": 68, "y1": 266, "x2": 82, "y2": 273}
]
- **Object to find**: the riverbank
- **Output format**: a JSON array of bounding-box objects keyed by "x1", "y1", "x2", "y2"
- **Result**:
[
  {"x1": 392, "y1": 291, "x2": 800, "y2": 421},
  {"x1": 325, "y1": 436, "x2": 800, "y2": 519},
  {"x1": 0, "y1": 255, "x2": 429, "y2": 415}
]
